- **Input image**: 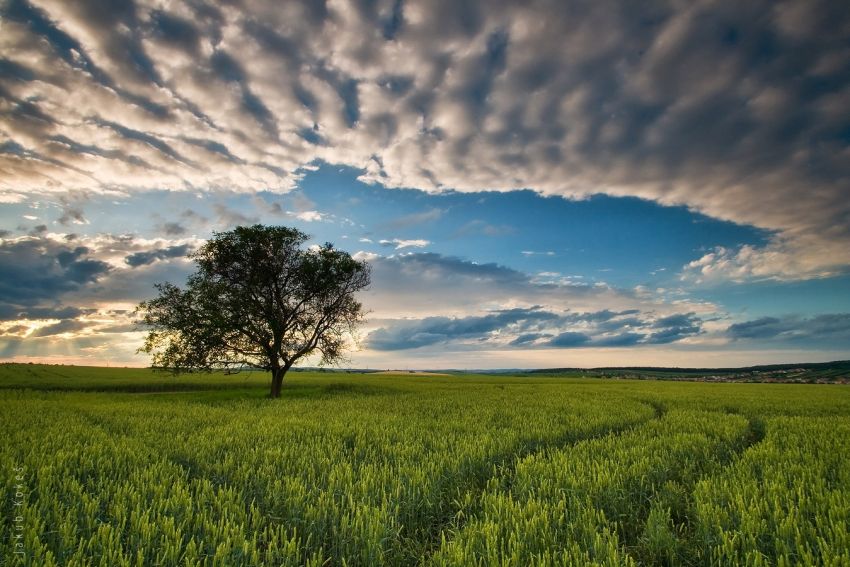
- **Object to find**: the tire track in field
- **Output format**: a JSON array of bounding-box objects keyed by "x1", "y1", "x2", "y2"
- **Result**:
[
  {"x1": 424, "y1": 406, "x2": 764, "y2": 567},
  {"x1": 412, "y1": 400, "x2": 665, "y2": 564},
  {"x1": 651, "y1": 413, "x2": 766, "y2": 567},
  {"x1": 78, "y1": 398, "x2": 664, "y2": 567},
  {"x1": 595, "y1": 410, "x2": 767, "y2": 566}
]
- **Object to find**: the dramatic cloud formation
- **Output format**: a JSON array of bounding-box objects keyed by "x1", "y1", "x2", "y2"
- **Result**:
[
  {"x1": 2, "y1": 0, "x2": 849, "y2": 282},
  {"x1": 360, "y1": 251, "x2": 713, "y2": 351},
  {"x1": 0, "y1": 228, "x2": 202, "y2": 363},
  {"x1": 0, "y1": 231, "x2": 196, "y2": 326},
  {"x1": 0, "y1": 235, "x2": 110, "y2": 319}
]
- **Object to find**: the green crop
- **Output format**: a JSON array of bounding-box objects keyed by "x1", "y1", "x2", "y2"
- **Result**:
[{"x1": 1, "y1": 365, "x2": 848, "y2": 565}]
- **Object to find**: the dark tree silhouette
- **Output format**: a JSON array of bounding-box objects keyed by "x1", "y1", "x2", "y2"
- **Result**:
[{"x1": 136, "y1": 225, "x2": 370, "y2": 398}]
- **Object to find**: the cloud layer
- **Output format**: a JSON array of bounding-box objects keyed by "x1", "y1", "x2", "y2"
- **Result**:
[
  {"x1": 1, "y1": 0, "x2": 849, "y2": 280},
  {"x1": 366, "y1": 306, "x2": 705, "y2": 351},
  {"x1": 357, "y1": 251, "x2": 720, "y2": 351}
]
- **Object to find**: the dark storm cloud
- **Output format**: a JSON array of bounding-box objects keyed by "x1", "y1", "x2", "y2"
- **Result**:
[
  {"x1": 728, "y1": 317, "x2": 787, "y2": 339},
  {"x1": 2, "y1": 0, "x2": 849, "y2": 278},
  {"x1": 0, "y1": 237, "x2": 110, "y2": 320},
  {"x1": 124, "y1": 244, "x2": 193, "y2": 267},
  {"x1": 0, "y1": 58, "x2": 37, "y2": 82},
  {"x1": 728, "y1": 314, "x2": 850, "y2": 345}
]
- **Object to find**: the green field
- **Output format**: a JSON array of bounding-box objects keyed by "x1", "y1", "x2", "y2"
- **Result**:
[{"x1": 2, "y1": 364, "x2": 849, "y2": 566}]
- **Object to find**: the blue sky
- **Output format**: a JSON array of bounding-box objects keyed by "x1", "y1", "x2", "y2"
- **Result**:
[{"x1": 1, "y1": 0, "x2": 849, "y2": 368}]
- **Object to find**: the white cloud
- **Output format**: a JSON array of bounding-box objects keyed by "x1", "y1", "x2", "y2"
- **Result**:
[
  {"x1": 0, "y1": 0, "x2": 847, "y2": 281},
  {"x1": 353, "y1": 250, "x2": 380, "y2": 262},
  {"x1": 378, "y1": 238, "x2": 430, "y2": 249},
  {"x1": 681, "y1": 234, "x2": 850, "y2": 282},
  {"x1": 291, "y1": 210, "x2": 325, "y2": 222}
]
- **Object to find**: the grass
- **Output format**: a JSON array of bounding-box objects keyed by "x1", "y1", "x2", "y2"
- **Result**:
[{"x1": 1, "y1": 364, "x2": 849, "y2": 565}]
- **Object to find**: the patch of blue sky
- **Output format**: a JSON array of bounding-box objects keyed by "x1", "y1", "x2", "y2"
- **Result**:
[
  {"x1": 3, "y1": 161, "x2": 772, "y2": 294},
  {"x1": 294, "y1": 163, "x2": 771, "y2": 288},
  {"x1": 696, "y1": 274, "x2": 850, "y2": 321}
]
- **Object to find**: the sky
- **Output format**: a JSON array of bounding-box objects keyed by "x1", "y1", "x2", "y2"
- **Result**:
[{"x1": 1, "y1": 0, "x2": 849, "y2": 369}]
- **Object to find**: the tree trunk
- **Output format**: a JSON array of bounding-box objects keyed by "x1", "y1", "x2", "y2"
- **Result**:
[
  {"x1": 270, "y1": 366, "x2": 284, "y2": 398},
  {"x1": 269, "y1": 362, "x2": 292, "y2": 398}
]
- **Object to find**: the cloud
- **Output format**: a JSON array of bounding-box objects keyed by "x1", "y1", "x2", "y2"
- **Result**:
[
  {"x1": 378, "y1": 238, "x2": 430, "y2": 249},
  {"x1": 383, "y1": 208, "x2": 443, "y2": 229},
  {"x1": 1, "y1": 0, "x2": 847, "y2": 280},
  {"x1": 29, "y1": 318, "x2": 91, "y2": 337},
  {"x1": 57, "y1": 193, "x2": 89, "y2": 226},
  {"x1": 645, "y1": 312, "x2": 703, "y2": 344},
  {"x1": 366, "y1": 307, "x2": 707, "y2": 351},
  {"x1": 508, "y1": 332, "x2": 553, "y2": 346},
  {"x1": 548, "y1": 332, "x2": 591, "y2": 347},
  {"x1": 727, "y1": 313, "x2": 850, "y2": 346},
  {"x1": 213, "y1": 203, "x2": 258, "y2": 227},
  {"x1": 0, "y1": 237, "x2": 110, "y2": 318},
  {"x1": 453, "y1": 219, "x2": 515, "y2": 237},
  {"x1": 291, "y1": 210, "x2": 325, "y2": 222},
  {"x1": 592, "y1": 332, "x2": 645, "y2": 347},
  {"x1": 0, "y1": 232, "x2": 200, "y2": 324},
  {"x1": 359, "y1": 251, "x2": 716, "y2": 320},
  {"x1": 682, "y1": 239, "x2": 850, "y2": 283},
  {"x1": 361, "y1": 253, "x2": 713, "y2": 350},
  {"x1": 124, "y1": 244, "x2": 193, "y2": 267},
  {"x1": 367, "y1": 307, "x2": 561, "y2": 350},
  {"x1": 159, "y1": 222, "x2": 187, "y2": 236}
]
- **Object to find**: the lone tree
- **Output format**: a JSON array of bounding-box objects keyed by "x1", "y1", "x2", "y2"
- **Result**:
[{"x1": 136, "y1": 225, "x2": 370, "y2": 398}]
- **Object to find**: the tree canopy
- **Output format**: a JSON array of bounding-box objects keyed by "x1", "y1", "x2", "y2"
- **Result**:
[{"x1": 136, "y1": 225, "x2": 371, "y2": 397}]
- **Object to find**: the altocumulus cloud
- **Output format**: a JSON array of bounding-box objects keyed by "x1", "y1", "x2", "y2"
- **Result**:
[{"x1": 1, "y1": 0, "x2": 848, "y2": 280}]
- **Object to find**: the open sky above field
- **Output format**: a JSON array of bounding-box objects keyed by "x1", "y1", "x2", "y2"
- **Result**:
[{"x1": 1, "y1": 0, "x2": 849, "y2": 368}]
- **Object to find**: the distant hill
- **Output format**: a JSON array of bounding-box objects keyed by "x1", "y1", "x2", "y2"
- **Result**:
[{"x1": 524, "y1": 360, "x2": 850, "y2": 383}]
